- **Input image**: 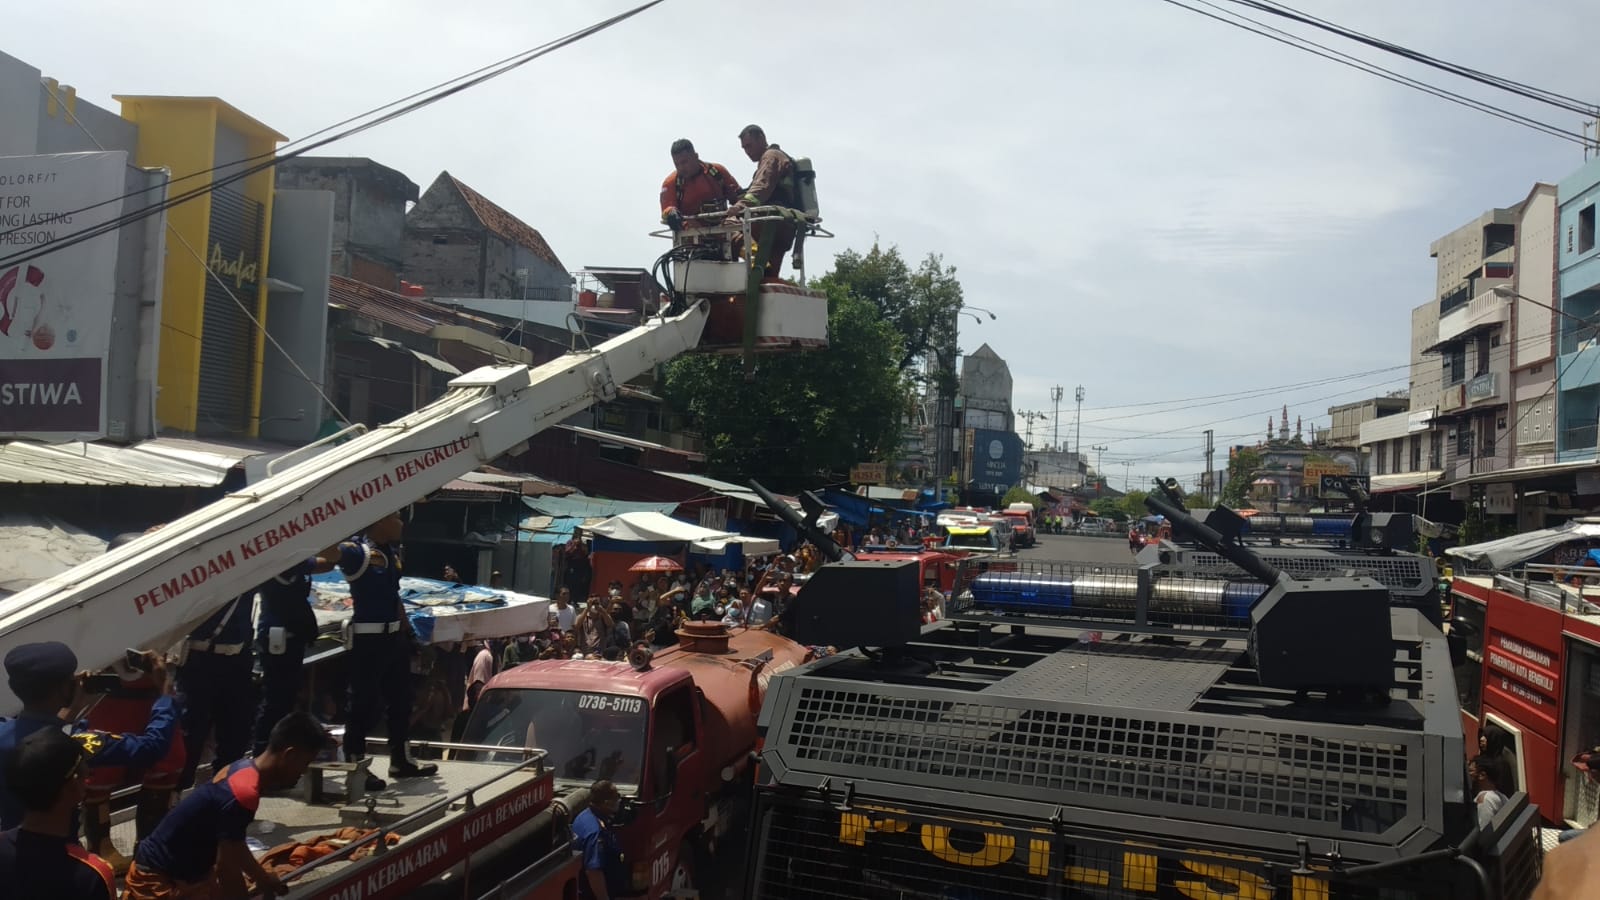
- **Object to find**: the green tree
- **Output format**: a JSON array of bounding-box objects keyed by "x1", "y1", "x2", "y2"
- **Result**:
[
  {"x1": 1120, "y1": 490, "x2": 1150, "y2": 520},
  {"x1": 815, "y1": 244, "x2": 965, "y2": 375},
  {"x1": 1220, "y1": 448, "x2": 1262, "y2": 507},
  {"x1": 662, "y1": 287, "x2": 908, "y2": 491},
  {"x1": 1088, "y1": 498, "x2": 1127, "y2": 522},
  {"x1": 1001, "y1": 487, "x2": 1041, "y2": 509}
]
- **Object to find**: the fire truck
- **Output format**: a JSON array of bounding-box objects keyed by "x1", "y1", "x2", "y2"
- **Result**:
[
  {"x1": 0, "y1": 201, "x2": 830, "y2": 897},
  {"x1": 1446, "y1": 543, "x2": 1600, "y2": 835},
  {"x1": 745, "y1": 486, "x2": 1545, "y2": 899}
]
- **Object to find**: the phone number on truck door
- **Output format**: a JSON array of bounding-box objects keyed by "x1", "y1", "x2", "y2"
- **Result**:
[{"x1": 578, "y1": 694, "x2": 644, "y2": 713}]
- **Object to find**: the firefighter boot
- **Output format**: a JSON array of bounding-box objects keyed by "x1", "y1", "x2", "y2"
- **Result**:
[{"x1": 82, "y1": 798, "x2": 132, "y2": 875}]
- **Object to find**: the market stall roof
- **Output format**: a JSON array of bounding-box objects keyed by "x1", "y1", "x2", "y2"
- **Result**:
[
  {"x1": 584, "y1": 511, "x2": 779, "y2": 555},
  {"x1": 1446, "y1": 518, "x2": 1600, "y2": 571},
  {"x1": 0, "y1": 514, "x2": 107, "y2": 598},
  {"x1": 308, "y1": 573, "x2": 549, "y2": 650},
  {"x1": 0, "y1": 436, "x2": 278, "y2": 487}
]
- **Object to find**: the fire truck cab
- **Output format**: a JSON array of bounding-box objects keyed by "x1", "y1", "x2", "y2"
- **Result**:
[{"x1": 1452, "y1": 569, "x2": 1600, "y2": 833}]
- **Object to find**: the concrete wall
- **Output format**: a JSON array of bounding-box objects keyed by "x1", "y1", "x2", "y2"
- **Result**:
[
  {"x1": 1515, "y1": 185, "x2": 1558, "y2": 369},
  {"x1": 275, "y1": 159, "x2": 417, "y2": 290},
  {"x1": 483, "y1": 235, "x2": 569, "y2": 300},
  {"x1": 1409, "y1": 300, "x2": 1440, "y2": 414},
  {"x1": 0, "y1": 51, "x2": 40, "y2": 156},
  {"x1": 35, "y1": 86, "x2": 137, "y2": 156},
  {"x1": 960, "y1": 347, "x2": 1013, "y2": 411},
  {"x1": 1558, "y1": 158, "x2": 1600, "y2": 295},
  {"x1": 259, "y1": 189, "x2": 334, "y2": 445},
  {"x1": 105, "y1": 165, "x2": 170, "y2": 442},
  {"x1": 404, "y1": 230, "x2": 484, "y2": 295}
]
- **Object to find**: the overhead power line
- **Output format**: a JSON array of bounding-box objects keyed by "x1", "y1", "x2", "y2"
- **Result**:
[
  {"x1": 1221, "y1": 0, "x2": 1598, "y2": 116},
  {"x1": 0, "y1": 0, "x2": 667, "y2": 269},
  {"x1": 1153, "y1": 0, "x2": 1592, "y2": 146}
]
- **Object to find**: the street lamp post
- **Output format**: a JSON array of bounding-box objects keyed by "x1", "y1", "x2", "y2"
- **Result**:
[{"x1": 937, "y1": 305, "x2": 997, "y2": 499}]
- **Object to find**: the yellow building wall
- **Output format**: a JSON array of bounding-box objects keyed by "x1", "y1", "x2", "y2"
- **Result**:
[{"x1": 116, "y1": 97, "x2": 283, "y2": 437}]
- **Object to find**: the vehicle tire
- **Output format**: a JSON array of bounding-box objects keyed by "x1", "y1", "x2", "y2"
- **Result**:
[{"x1": 668, "y1": 838, "x2": 706, "y2": 898}]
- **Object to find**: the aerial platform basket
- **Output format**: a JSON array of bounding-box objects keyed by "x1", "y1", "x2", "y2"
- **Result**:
[{"x1": 655, "y1": 206, "x2": 832, "y2": 360}]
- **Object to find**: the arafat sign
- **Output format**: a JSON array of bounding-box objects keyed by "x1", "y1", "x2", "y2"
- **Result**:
[{"x1": 0, "y1": 150, "x2": 127, "y2": 440}]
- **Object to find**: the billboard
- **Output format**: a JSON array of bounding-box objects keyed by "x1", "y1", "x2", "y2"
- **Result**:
[
  {"x1": 969, "y1": 428, "x2": 1024, "y2": 494},
  {"x1": 0, "y1": 150, "x2": 127, "y2": 440}
]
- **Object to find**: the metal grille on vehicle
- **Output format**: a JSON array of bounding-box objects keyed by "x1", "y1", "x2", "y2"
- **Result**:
[{"x1": 780, "y1": 684, "x2": 1415, "y2": 838}]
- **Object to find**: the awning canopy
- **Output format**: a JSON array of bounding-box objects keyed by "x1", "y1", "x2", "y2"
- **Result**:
[
  {"x1": 651, "y1": 470, "x2": 837, "y2": 531},
  {"x1": 1372, "y1": 470, "x2": 1443, "y2": 494},
  {"x1": 584, "y1": 511, "x2": 779, "y2": 555},
  {"x1": 1446, "y1": 518, "x2": 1600, "y2": 570},
  {"x1": 359, "y1": 334, "x2": 463, "y2": 376},
  {"x1": 0, "y1": 436, "x2": 274, "y2": 487}
]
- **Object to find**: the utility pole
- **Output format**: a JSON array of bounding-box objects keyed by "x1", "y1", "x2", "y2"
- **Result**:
[
  {"x1": 1203, "y1": 429, "x2": 1215, "y2": 500},
  {"x1": 1121, "y1": 461, "x2": 1133, "y2": 492},
  {"x1": 1074, "y1": 386, "x2": 1085, "y2": 467},
  {"x1": 1092, "y1": 445, "x2": 1107, "y2": 479},
  {"x1": 1050, "y1": 386, "x2": 1064, "y2": 452}
]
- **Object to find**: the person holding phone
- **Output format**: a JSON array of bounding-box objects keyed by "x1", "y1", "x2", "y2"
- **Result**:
[{"x1": 0, "y1": 641, "x2": 179, "y2": 831}]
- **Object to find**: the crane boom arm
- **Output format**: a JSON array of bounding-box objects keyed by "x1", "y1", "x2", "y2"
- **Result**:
[{"x1": 0, "y1": 303, "x2": 710, "y2": 711}]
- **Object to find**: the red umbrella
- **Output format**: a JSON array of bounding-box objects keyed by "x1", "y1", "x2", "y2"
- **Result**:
[{"x1": 628, "y1": 555, "x2": 683, "y2": 574}]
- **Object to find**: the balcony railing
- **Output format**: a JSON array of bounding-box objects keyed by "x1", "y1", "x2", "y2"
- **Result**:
[{"x1": 1436, "y1": 289, "x2": 1511, "y2": 345}]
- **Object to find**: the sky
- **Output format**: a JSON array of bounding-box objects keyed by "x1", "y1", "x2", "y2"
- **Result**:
[{"x1": 9, "y1": 0, "x2": 1599, "y2": 487}]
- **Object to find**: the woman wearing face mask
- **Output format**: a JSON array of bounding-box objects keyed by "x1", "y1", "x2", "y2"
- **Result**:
[{"x1": 722, "y1": 598, "x2": 746, "y2": 627}]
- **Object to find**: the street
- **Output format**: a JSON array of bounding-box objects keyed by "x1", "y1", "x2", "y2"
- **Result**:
[{"x1": 1027, "y1": 530, "x2": 1135, "y2": 565}]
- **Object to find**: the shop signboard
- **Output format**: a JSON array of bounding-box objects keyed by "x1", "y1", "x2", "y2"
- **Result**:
[
  {"x1": 0, "y1": 150, "x2": 126, "y2": 440},
  {"x1": 1318, "y1": 473, "x2": 1369, "y2": 499},
  {"x1": 969, "y1": 428, "x2": 1024, "y2": 494},
  {"x1": 851, "y1": 462, "x2": 887, "y2": 485}
]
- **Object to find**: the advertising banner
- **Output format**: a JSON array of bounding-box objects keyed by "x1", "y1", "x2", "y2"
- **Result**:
[
  {"x1": 0, "y1": 150, "x2": 127, "y2": 440},
  {"x1": 970, "y1": 428, "x2": 1024, "y2": 494}
]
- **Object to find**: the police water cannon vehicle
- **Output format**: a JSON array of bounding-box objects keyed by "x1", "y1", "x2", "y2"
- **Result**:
[
  {"x1": 741, "y1": 480, "x2": 1544, "y2": 899},
  {"x1": 1137, "y1": 479, "x2": 1446, "y2": 626}
]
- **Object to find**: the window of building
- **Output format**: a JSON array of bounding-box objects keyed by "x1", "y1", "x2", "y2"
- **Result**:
[
  {"x1": 1483, "y1": 223, "x2": 1515, "y2": 257},
  {"x1": 1392, "y1": 440, "x2": 1403, "y2": 473},
  {"x1": 1375, "y1": 444, "x2": 1387, "y2": 475},
  {"x1": 432, "y1": 234, "x2": 449, "y2": 245},
  {"x1": 1446, "y1": 346, "x2": 1467, "y2": 385},
  {"x1": 1582, "y1": 204, "x2": 1597, "y2": 254},
  {"x1": 1410, "y1": 435, "x2": 1422, "y2": 472},
  {"x1": 1430, "y1": 431, "x2": 1443, "y2": 469},
  {"x1": 1482, "y1": 422, "x2": 1495, "y2": 457},
  {"x1": 1457, "y1": 427, "x2": 1473, "y2": 457},
  {"x1": 1475, "y1": 333, "x2": 1492, "y2": 376}
]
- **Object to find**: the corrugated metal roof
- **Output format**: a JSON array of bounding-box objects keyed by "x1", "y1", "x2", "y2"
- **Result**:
[
  {"x1": 0, "y1": 436, "x2": 268, "y2": 487},
  {"x1": 446, "y1": 174, "x2": 566, "y2": 270},
  {"x1": 460, "y1": 471, "x2": 574, "y2": 496},
  {"x1": 556, "y1": 425, "x2": 704, "y2": 461},
  {"x1": 437, "y1": 478, "x2": 512, "y2": 496},
  {"x1": 329, "y1": 275, "x2": 458, "y2": 335},
  {"x1": 524, "y1": 495, "x2": 679, "y2": 518},
  {"x1": 652, "y1": 470, "x2": 747, "y2": 493}
]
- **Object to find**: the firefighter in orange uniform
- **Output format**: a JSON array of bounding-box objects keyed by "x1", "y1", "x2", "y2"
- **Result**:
[{"x1": 659, "y1": 139, "x2": 742, "y2": 233}]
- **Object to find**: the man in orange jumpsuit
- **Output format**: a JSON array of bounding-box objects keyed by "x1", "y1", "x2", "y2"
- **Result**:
[
  {"x1": 726, "y1": 124, "x2": 802, "y2": 280},
  {"x1": 659, "y1": 139, "x2": 742, "y2": 233}
]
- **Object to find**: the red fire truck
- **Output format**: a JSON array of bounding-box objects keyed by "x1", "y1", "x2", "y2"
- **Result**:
[{"x1": 1451, "y1": 569, "x2": 1600, "y2": 832}]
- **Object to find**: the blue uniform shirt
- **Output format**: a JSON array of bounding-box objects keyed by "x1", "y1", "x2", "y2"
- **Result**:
[
  {"x1": 339, "y1": 541, "x2": 404, "y2": 624},
  {"x1": 134, "y1": 758, "x2": 260, "y2": 883},
  {"x1": 571, "y1": 808, "x2": 627, "y2": 898},
  {"x1": 0, "y1": 698, "x2": 180, "y2": 829},
  {"x1": 258, "y1": 558, "x2": 319, "y2": 642},
  {"x1": 185, "y1": 592, "x2": 255, "y2": 648}
]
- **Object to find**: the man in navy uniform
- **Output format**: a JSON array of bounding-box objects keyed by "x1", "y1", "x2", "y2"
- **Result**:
[
  {"x1": 340, "y1": 512, "x2": 437, "y2": 790},
  {"x1": 251, "y1": 554, "x2": 336, "y2": 754},
  {"x1": 175, "y1": 588, "x2": 257, "y2": 791},
  {"x1": 0, "y1": 641, "x2": 179, "y2": 831}
]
